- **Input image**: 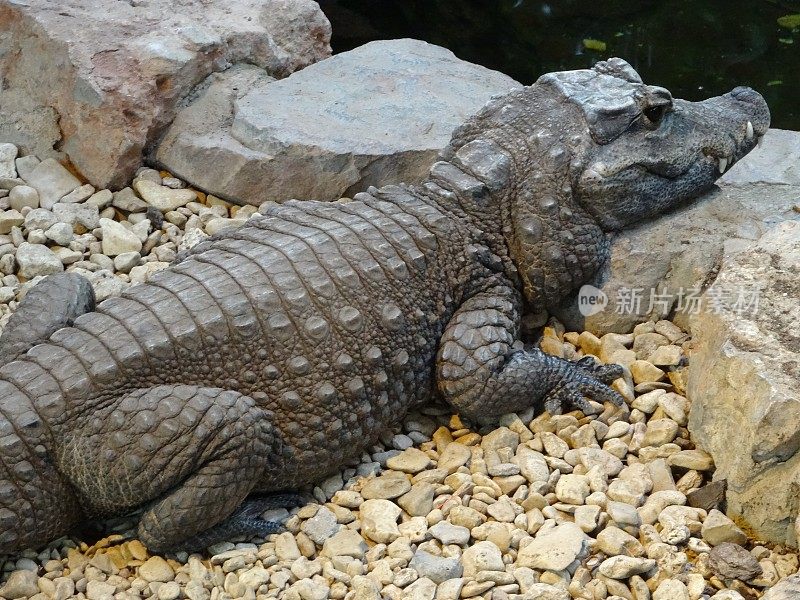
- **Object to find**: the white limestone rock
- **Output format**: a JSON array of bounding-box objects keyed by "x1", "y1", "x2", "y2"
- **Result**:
[
  {"x1": 516, "y1": 523, "x2": 588, "y2": 571},
  {"x1": 16, "y1": 242, "x2": 63, "y2": 278},
  {"x1": 21, "y1": 158, "x2": 80, "y2": 210},
  {"x1": 99, "y1": 218, "x2": 142, "y2": 256}
]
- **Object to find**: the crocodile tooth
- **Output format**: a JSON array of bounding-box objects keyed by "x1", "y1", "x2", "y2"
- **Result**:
[
  {"x1": 746, "y1": 121, "x2": 754, "y2": 140},
  {"x1": 718, "y1": 157, "x2": 728, "y2": 173},
  {"x1": 757, "y1": 135, "x2": 765, "y2": 148}
]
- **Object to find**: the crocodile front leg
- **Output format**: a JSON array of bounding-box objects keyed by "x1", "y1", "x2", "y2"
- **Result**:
[{"x1": 436, "y1": 277, "x2": 624, "y2": 422}]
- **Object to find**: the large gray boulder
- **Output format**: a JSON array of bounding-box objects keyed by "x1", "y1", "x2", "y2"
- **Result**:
[
  {"x1": 0, "y1": 0, "x2": 331, "y2": 189},
  {"x1": 154, "y1": 39, "x2": 521, "y2": 206},
  {"x1": 552, "y1": 129, "x2": 800, "y2": 334},
  {"x1": 688, "y1": 219, "x2": 800, "y2": 546}
]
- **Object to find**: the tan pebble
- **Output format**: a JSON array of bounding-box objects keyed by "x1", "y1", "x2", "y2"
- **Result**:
[
  {"x1": 85, "y1": 579, "x2": 116, "y2": 599},
  {"x1": 540, "y1": 432, "x2": 569, "y2": 458},
  {"x1": 539, "y1": 335, "x2": 564, "y2": 357},
  {"x1": 630, "y1": 359, "x2": 665, "y2": 384},
  {"x1": 455, "y1": 432, "x2": 481, "y2": 445},
  {"x1": 667, "y1": 368, "x2": 689, "y2": 395},
  {"x1": 607, "y1": 348, "x2": 637, "y2": 367},
  {"x1": 432, "y1": 426, "x2": 453, "y2": 452},
  {"x1": 648, "y1": 344, "x2": 682, "y2": 366},
  {"x1": 669, "y1": 450, "x2": 714, "y2": 471},
  {"x1": 137, "y1": 556, "x2": 174, "y2": 583},
  {"x1": 494, "y1": 475, "x2": 526, "y2": 496},
  {"x1": 386, "y1": 448, "x2": 432, "y2": 473},
  {"x1": 633, "y1": 321, "x2": 656, "y2": 336},
  {"x1": 449, "y1": 414, "x2": 465, "y2": 430},
  {"x1": 37, "y1": 576, "x2": 56, "y2": 597},
  {"x1": 654, "y1": 320, "x2": 684, "y2": 342},
  {"x1": 578, "y1": 331, "x2": 602, "y2": 355},
  {"x1": 89, "y1": 552, "x2": 117, "y2": 574},
  {"x1": 612, "y1": 378, "x2": 635, "y2": 404},
  {"x1": 642, "y1": 419, "x2": 679, "y2": 447},
  {"x1": 296, "y1": 531, "x2": 317, "y2": 558},
  {"x1": 331, "y1": 490, "x2": 363, "y2": 509},
  {"x1": 448, "y1": 505, "x2": 485, "y2": 529},
  {"x1": 325, "y1": 501, "x2": 355, "y2": 524},
  {"x1": 297, "y1": 504, "x2": 320, "y2": 519}
]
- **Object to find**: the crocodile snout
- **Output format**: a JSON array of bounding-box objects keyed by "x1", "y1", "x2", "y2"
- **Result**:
[
  {"x1": 728, "y1": 87, "x2": 770, "y2": 137},
  {"x1": 698, "y1": 86, "x2": 770, "y2": 175}
]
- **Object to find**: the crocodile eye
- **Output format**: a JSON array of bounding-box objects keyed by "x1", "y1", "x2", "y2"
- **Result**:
[{"x1": 643, "y1": 104, "x2": 668, "y2": 125}]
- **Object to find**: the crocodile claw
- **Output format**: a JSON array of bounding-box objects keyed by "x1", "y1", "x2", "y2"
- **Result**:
[
  {"x1": 240, "y1": 492, "x2": 307, "y2": 518},
  {"x1": 575, "y1": 356, "x2": 625, "y2": 384},
  {"x1": 543, "y1": 358, "x2": 626, "y2": 416}
]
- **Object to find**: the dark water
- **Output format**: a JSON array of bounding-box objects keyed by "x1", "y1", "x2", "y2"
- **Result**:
[{"x1": 319, "y1": 0, "x2": 800, "y2": 130}]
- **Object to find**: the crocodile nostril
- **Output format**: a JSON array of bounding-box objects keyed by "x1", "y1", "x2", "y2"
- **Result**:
[
  {"x1": 728, "y1": 86, "x2": 766, "y2": 108},
  {"x1": 725, "y1": 86, "x2": 770, "y2": 136}
]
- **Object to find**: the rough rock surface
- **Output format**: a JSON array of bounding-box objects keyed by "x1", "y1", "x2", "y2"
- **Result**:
[
  {"x1": 552, "y1": 183, "x2": 799, "y2": 335},
  {"x1": 155, "y1": 39, "x2": 520, "y2": 206},
  {"x1": 688, "y1": 220, "x2": 800, "y2": 546},
  {"x1": 720, "y1": 128, "x2": 800, "y2": 185},
  {"x1": 762, "y1": 574, "x2": 800, "y2": 600},
  {"x1": 0, "y1": 0, "x2": 331, "y2": 189},
  {"x1": 552, "y1": 130, "x2": 800, "y2": 334}
]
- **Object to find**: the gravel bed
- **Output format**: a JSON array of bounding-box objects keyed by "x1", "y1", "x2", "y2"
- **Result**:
[
  {"x1": 0, "y1": 144, "x2": 798, "y2": 600},
  {"x1": 0, "y1": 143, "x2": 254, "y2": 333}
]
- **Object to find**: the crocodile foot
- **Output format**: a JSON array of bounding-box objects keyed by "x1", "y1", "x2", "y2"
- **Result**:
[
  {"x1": 575, "y1": 356, "x2": 625, "y2": 384},
  {"x1": 543, "y1": 357, "x2": 625, "y2": 416},
  {"x1": 241, "y1": 492, "x2": 307, "y2": 516},
  {"x1": 175, "y1": 492, "x2": 306, "y2": 552}
]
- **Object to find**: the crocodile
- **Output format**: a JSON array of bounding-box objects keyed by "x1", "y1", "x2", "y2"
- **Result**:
[{"x1": 0, "y1": 58, "x2": 769, "y2": 553}]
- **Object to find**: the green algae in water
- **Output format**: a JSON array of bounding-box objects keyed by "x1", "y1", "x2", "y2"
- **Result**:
[
  {"x1": 323, "y1": 0, "x2": 800, "y2": 129},
  {"x1": 583, "y1": 38, "x2": 607, "y2": 52}
]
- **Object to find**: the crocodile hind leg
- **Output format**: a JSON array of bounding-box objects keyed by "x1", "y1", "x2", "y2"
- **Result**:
[
  {"x1": 0, "y1": 273, "x2": 95, "y2": 364},
  {"x1": 58, "y1": 384, "x2": 281, "y2": 553}
]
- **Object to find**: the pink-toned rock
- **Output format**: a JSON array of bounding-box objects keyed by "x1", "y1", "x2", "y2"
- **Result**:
[
  {"x1": 689, "y1": 220, "x2": 800, "y2": 546},
  {"x1": 0, "y1": 0, "x2": 331, "y2": 189}
]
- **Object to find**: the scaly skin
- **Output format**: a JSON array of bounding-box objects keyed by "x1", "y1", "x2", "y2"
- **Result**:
[{"x1": 0, "y1": 59, "x2": 769, "y2": 553}]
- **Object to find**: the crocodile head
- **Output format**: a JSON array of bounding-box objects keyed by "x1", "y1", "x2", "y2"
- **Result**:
[
  {"x1": 554, "y1": 58, "x2": 771, "y2": 231},
  {"x1": 435, "y1": 57, "x2": 769, "y2": 309}
]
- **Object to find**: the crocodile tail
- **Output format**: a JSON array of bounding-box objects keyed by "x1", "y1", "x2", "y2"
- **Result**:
[{"x1": 0, "y1": 273, "x2": 95, "y2": 367}]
